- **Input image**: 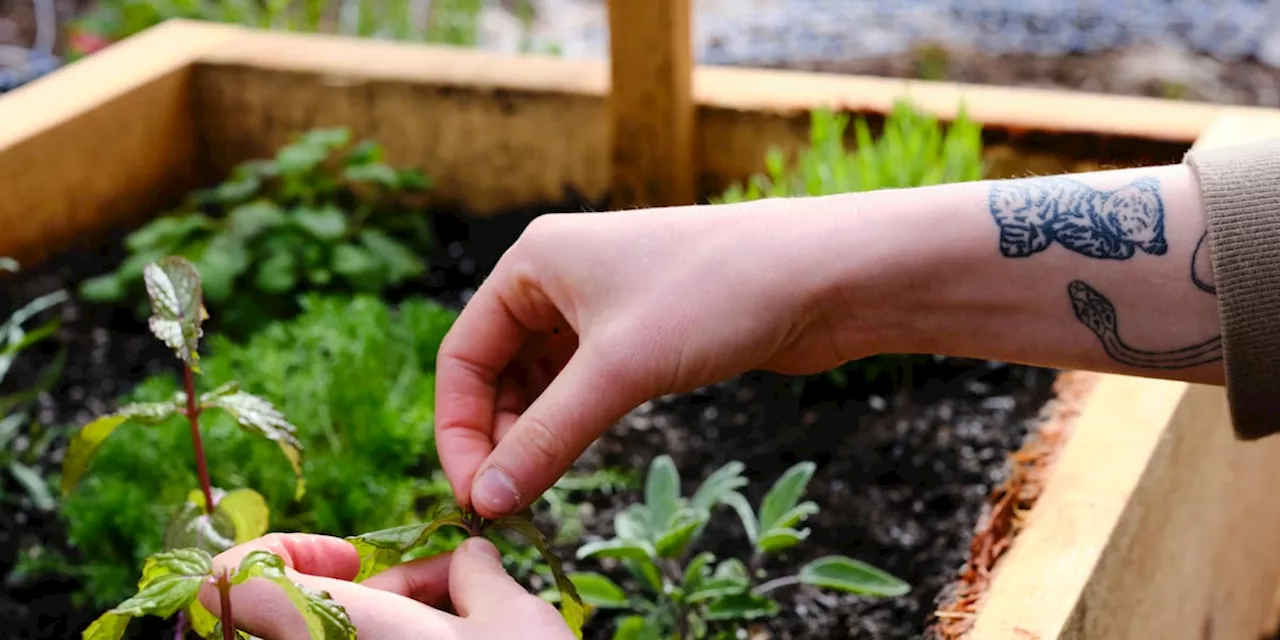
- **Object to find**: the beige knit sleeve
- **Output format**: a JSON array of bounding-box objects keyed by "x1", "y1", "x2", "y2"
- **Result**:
[{"x1": 1184, "y1": 138, "x2": 1280, "y2": 440}]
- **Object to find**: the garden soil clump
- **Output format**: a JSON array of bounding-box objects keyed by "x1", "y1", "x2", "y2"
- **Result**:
[{"x1": 2, "y1": 207, "x2": 1058, "y2": 639}]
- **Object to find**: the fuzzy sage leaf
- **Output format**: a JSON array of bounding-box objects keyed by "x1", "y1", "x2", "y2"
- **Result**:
[
  {"x1": 232, "y1": 549, "x2": 357, "y2": 639},
  {"x1": 62, "y1": 400, "x2": 182, "y2": 496},
  {"x1": 143, "y1": 257, "x2": 209, "y2": 371},
  {"x1": 796, "y1": 555, "x2": 911, "y2": 597},
  {"x1": 82, "y1": 548, "x2": 213, "y2": 640},
  {"x1": 201, "y1": 385, "x2": 306, "y2": 500}
]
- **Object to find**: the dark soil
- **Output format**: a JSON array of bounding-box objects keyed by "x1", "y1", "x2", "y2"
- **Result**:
[
  {"x1": 539, "y1": 363, "x2": 1056, "y2": 640},
  {"x1": 1, "y1": 196, "x2": 1058, "y2": 639}
]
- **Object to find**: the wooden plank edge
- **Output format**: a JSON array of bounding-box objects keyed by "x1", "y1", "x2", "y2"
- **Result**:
[
  {"x1": 969, "y1": 109, "x2": 1280, "y2": 639},
  {"x1": 931, "y1": 370, "x2": 1101, "y2": 639},
  {"x1": 0, "y1": 19, "x2": 241, "y2": 150},
  {"x1": 0, "y1": 19, "x2": 243, "y2": 266},
  {"x1": 192, "y1": 27, "x2": 1227, "y2": 144},
  {"x1": 965, "y1": 374, "x2": 1192, "y2": 639}
]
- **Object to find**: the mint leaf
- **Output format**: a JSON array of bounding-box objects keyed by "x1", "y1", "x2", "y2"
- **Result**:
[
  {"x1": 203, "y1": 390, "x2": 305, "y2": 500},
  {"x1": 83, "y1": 548, "x2": 214, "y2": 639},
  {"x1": 232, "y1": 550, "x2": 356, "y2": 640},
  {"x1": 61, "y1": 401, "x2": 181, "y2": 495},
  {"x1": 143, "y1": 257, "x2": 208, "y2": 370}
]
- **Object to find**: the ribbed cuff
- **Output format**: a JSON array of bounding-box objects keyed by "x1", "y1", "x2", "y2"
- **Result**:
[{"x1": 1185, "y1": 138, "x2": 1280, "y2": 440}]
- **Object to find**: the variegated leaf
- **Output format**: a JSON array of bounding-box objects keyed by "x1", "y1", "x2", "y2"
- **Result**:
[
  {"x1": 232, "y1": 550, "x2": 356, "y2": 639},
  {"x1": 62, "y1": 401, "x2": 182, "y2": 496},
  {"x1": 204, "y1": 391, "x2": 305, "y2": 500},
  {"x1": 143, "y1": 257, "x2": 208, "y2": 371}
]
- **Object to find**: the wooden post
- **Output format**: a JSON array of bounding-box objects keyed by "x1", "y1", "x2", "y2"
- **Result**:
[{"x1": 606, "y1": 0, "x2": 696, "y2": 208}]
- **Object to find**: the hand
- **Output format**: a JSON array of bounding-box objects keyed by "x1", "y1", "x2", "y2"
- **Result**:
[
  {"x1": 197, "y1": 532, "x2": 574, "y2": 640},
  {"x1": 436, "y1": 202, "x2": 872, "y2": 518}
]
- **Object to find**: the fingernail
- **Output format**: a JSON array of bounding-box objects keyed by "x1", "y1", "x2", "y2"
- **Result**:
[
  {"x1": 472, "y1": 466, "x2": 520, "y2": 515},
  {"x1": 462, "y1": 537, "x2": 502, "y2": 561}
]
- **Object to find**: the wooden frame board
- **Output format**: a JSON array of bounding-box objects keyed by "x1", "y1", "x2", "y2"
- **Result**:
[{"x1": 2, "y1": 20, "x2": 1277, "y2": 639}]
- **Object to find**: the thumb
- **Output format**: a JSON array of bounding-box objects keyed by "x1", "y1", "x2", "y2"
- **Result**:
[
  {"x1": 448, "y1": 537, "x2": 531, "y2": 618},
  {"x1": 468, "y1": 346, "x2": 645, "y2": 518}
]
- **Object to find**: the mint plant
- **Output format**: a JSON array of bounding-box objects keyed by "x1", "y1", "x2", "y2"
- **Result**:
[
  {"x1": 58, "y1": 293, "x2": 452, "y2": 606},
  {"x1": 556, "y1": 456, "x2": 909, "y2": 639},
  {"x1": 0, "y1": 258, "x2": 68, "y2": 512},
  {"x1": 61, "y1": 255, "x2": 322, "y2": 638},
  {"x1": 61, "y1": 256, "x2": 588, "y2": 638},
  {"x1": 83, "y1": 546, "x2": 356, "y2": 640},
  {"x1": 79, "y1": 128, "x2": 434, "y2": 336}
]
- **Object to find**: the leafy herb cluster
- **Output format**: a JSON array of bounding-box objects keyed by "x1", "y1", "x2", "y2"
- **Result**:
[
  {"x1": 64, "y1": 257, "x2": 589, "y2": 639},
  {"x1": 556, "y1": 455, "x2": 909, "y2": 639},
  {"x1": 718, "y1": 101, "x2": 986, "y2": 390},
  {"x1": 57, "y1": 293, "x2": 455, "y2": 606},
  {"x1": 63, "y1": 256, "x2": 343, "y2": 639},
  {"x1": 80, "y1": 127, "x2": 434, "y2": 337}
]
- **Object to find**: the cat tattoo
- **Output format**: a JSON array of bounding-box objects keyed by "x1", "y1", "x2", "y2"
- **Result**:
[
  {"x1": 988, "y1": 176, "x2": 1167, "y2": 260},
  {"x1": 988, "y1": 175, "x2": 1222, "y2": 370}
]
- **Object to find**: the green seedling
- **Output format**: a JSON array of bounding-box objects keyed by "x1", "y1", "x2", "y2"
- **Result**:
[
  {"x1": 0, "y1": 258, "x2": 68, "y2": 512},
  {"x1": 63, "y1": 255, "x2": 309, "y2": 638},
  {"x1": 554, "y1": 456, "x2": 909, "y2": 639}
]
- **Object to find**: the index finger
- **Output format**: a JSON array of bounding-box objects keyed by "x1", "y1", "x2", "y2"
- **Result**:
[{"x1": 435, "y1": 265, "x2": 563, "y2": 508}]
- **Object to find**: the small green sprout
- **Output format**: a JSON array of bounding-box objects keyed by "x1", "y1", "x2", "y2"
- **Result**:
[{"x1": 554, "y1": 456, "x2": 910, "y2": 639}]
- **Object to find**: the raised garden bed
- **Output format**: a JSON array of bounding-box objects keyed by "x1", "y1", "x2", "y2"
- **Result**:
[{"x1": 2, "y1": 19, "x2": 1279, "y2": 640}]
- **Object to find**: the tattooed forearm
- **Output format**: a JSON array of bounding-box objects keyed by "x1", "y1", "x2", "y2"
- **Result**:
[
  {"x1": 1067, "y1": 280, "x2": 1222, "y2": 369},
  {"x1": 988, "y1": 176, "x2": 1167, "y2": 260}
]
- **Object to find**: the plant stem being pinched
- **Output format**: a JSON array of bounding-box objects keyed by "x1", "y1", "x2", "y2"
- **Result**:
[{"x1": 217, "y1": 568, "x2": 235, "y2": 640}]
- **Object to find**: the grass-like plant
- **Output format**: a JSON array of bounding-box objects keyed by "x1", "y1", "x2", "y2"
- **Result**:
[
  {"x1": 0, "y1": 258, "x2": 68, "y2": 513},
  {"x1": 717, "y1": 101, "x2": 985, "y2": 390},
  {"x1": 553, "y1": 455, "x2": 909, "y2": 639}
]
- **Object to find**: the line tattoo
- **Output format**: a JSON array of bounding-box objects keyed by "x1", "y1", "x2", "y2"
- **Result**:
[
  {"x1": 1191, "y1": 230, "x2": 1216, "y2": 294},
  {"x1": 1067, "y1": 280, "x2": 1222, "y2": 369},
  {"x1": 988, "y1": 176, "x2": 1167, "y2": 260}
]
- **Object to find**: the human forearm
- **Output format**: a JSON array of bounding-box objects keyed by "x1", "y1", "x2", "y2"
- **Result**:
[{"x1": 787, "y1": 163, "x2": 1223, "y2": 383}]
